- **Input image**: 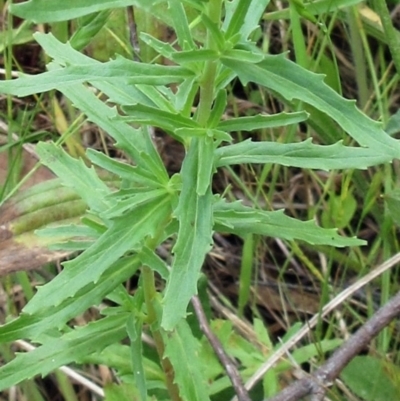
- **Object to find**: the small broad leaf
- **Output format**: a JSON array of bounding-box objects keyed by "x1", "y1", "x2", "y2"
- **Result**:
[
  {"x1": 213, "y1": 198, "x2": 365, "y2": 247},
  {"x1": 24, "y1": 196, "x2": 172, "y2": 315},
  {"x1": 162, "y1": 139, "x2": 213, "y2": 330},
  {"x1": 215, "y1": 138, "x2": 392, "y2": 170},
  {"x1": 163, "y1": 319, "x2": 211, "y2": 401},
  {"x1": 384, "y1": 188, "x2": 400, "y2": 226},
  {"x1": 217, "y1": 111, "x2": 308, "y2": 132},
  {"x1": 0, "y1": 314, "x2": 129, "y2": 392},
  {"x1": 341, "y1": 356, "x2": 400, "y2": 401}
]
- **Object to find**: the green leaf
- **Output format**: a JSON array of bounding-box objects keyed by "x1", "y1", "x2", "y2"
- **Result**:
[
  {"x1": 207, "y1": 89, "x2": 227, "y2": 128},
  {"x1": 213, "y1": 199, "x2": 365, "y2": 247},
  {"x1": 197, "y1": 135, "x2": 216, "y2": 195},
  {"x1": 0, "y1": 256, "x2": 140, "y2": 343},
  {"x1": 172, "y1": 49, "x2": 219, "y2": 63},
  {"x1": 384, "y1": 188, "x2": 400, "y2": 226},
  {"x1": 0, "y1": 56, "x2": 193, "y2": 97},
  {"x1": 126, "y1": 315, "x2": 147, "y2": 401},
  {"x1": 163, "y1": 320, "x2": 211, "y2": 401},
  {"x1": 217, "y1": 111, "x2": 308, "y2": 132},
  {"x1": 224, "y1": 0, "x2": 270, "y2": 41},
  {"x1": 168, "y1": 0, "x2": 196, "y2": 50},
  {"x1": 36, "y1": 143, "x2": 112, "y2": 214},
  {"x1": 222, "y1": 55, "x2": 400, "y2": 157},
  {"x1": 215, "y1": 138, "x2": 393, "y2": 170},
  {"x1": 222, "y1": 48, "x2": 264, "y2": 63},
  {"x1": 10, "y1": 0, "x2": 162, "y2": 23},
  {"x1": 341, "y1": 356, "x2": 400, "y2": 401},
  {"x1": 0, "y1": 314, "x2": 129, "y2": 391},
  {"x1": 121, "y1": 104, "x2": 199, "y2": 134},
  {"x1": 87, "y1": 149, "x2": 163, "y2": 188},
  {"x1": 70, "y1": 10, "x2": 112, "y2": 50},
  {"x1": 162, "y1": 139, "x2": 214, "y2": 330},
  {"x1": 24, "y1": 196, "x2": 172, "y2": 315},
  {"x1": 138, "y1": 247, "x2": 170, "y2": 279}
]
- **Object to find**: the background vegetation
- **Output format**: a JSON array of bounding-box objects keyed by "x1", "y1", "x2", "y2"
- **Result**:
[{"x1": 0, "y1": 1, "x2": 400, "y2": 400}]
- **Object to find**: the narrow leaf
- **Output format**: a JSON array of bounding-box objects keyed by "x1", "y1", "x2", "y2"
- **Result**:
[
  {"x1": 215, "y1": 138, "x2": 393, "y2": 170},
  {"x1": 10, "y1": 0, "x2": 162, "y2": 23},
  {"x1": 0, "y1": 256, "x2": 140, "y2": 343},
  {"x1": 217, "y1": 111, "x2": 308, "y2": 132},
  {"x1": 163, "y1": 320, "x2": 211, "y2": 401},
  {"x1": 213, "y1": 199, "x2": 365, "y2": 247},
  {"x1": 162, "y1": 139, "x2": 213, "y2": 330},
  {"x1": 222, "y1": 55, "x2": 400, "y2": 156},
  {"x1": 0, "y1": 314, "x2": 129, "y2": 392},
  {"x1": 0, "y1": 56, "x2": 193, "y2": 96},
  {"x1": 24, "y1": 196, "x2": 171, "y2": 314},
  {"x1": 37, "y1": 143, "x2": 112, "y2": 213}
]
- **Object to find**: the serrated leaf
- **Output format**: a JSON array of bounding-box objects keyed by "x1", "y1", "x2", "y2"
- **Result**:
[
  {"x1": 121, "y1": 104, "x2": 199, "y2": 133},
  {"x1": 162, "y1": 139, "x2": 213, "y2": 330},
  {"x1": 0, "y1": 256, "x2": 140, "y2": 343},
  {"x1": 0, "y1": 56, "x2": 193, "y2": 97},
  {"x1": 36, "y1": 143, "x2": 112, "y2": 213},
  {"x1": 102, "y1": 189, "x2": 168, "y2": 219},
  {"x1": 10, "y1": 0, "x2": 162, "y2": 23},
  {"x1": 215, "y1": 138, "x2": 393, "y2": 170},
  {"x1": 222, "y1": 55, "x2": 400, "y2": 157},
  {"x1": 163, "y1": 320, "x2": 211, "y2": 401},
  {"x1": 213, "y1": 199, "x2": 364, "y2": 247},
  {"x1": 24, "y1": 196, "x2": 171, "y2": 315},
  {"x1": 87, "y1": 149, "x2": 163, "y2": 188},
  {"x1": 217, "y1": 111, "x2": 308, "y2": 132},
  {"x1": 0, "y1": 314, "x2": 128, "y2": 392}
]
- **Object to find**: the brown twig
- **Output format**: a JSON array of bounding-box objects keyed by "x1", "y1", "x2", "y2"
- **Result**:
[
  {"x1": 126, "y1": 6, "x2": 140, "y2": 61},
  {"x1": 191, "y1": 295, "x2": 251, "y2": 401},
  {"x1": 266, "y1": 290, "x2": 400, "y2": 401}
]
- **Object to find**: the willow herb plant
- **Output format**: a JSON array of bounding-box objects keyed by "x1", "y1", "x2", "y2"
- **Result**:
[{"x1": 0, "y1": 0, "x2": 399, "y2": 400}]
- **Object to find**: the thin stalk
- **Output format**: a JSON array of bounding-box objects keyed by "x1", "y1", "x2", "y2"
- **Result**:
[
  {"x1": 141, "y1": 266, "x2": 183, "y2": 401},
  {"x1": 141, "y1": 216, "x2": 182, "y2": 401},
  {"x1": 196, "y1": 0, "x2": 222, "y2": 127},
  {"x1": 373, "y1": 0, "x2": 400, "y2": 75}
]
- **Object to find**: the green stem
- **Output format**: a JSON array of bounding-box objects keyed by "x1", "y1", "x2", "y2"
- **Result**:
[
  {"x1": 142, "y1": 266, "x2": 183, "y2": 401},
  {"x1": 373, "y1": 0, "x2": 400, "y2": 75},
  {"x1": 141, "y1": 217, "x2": 182, "y2": 401},
  {"x1": 196, "y1": 0, "x2": 223, "y2": 127}
]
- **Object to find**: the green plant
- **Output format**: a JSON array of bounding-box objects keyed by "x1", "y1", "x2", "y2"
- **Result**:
[{"x1": 0, "y1": 0, "x2": 399, "y2": 400}]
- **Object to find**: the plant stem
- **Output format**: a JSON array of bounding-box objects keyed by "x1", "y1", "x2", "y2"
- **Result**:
[
  {"x1": 142, "y1": 265, "x2": 183, "y2": 401},
  {"x1": 141, "y1": 216, "x2": 182, "y2": 401},
  {"x1": 196, "y1": 0, "x2": 223, "y2": 127}
]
